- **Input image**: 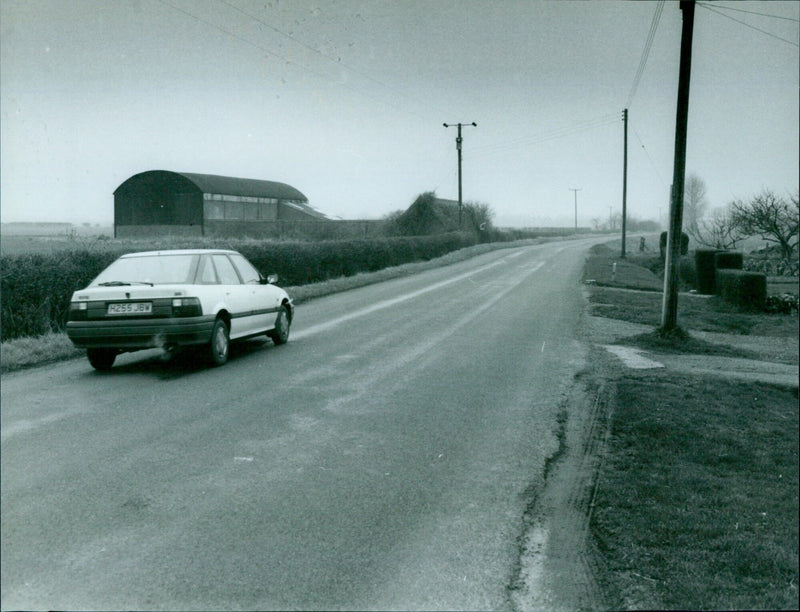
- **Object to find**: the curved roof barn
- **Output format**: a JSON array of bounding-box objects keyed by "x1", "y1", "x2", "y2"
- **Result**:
[{"x1": 114, "y1": 170, "x2": 325, "y2": 237}]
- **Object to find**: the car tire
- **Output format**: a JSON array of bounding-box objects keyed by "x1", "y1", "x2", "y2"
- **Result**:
[
  {"x1": 267, "y1": 305, "x2": 290, "y2": 345},
  {"x1": 87, "y1": 348, "x2": 116, "y2": 371},
  {"x1": 208, "y1": 318, "x2": 230, "y2": 366}
]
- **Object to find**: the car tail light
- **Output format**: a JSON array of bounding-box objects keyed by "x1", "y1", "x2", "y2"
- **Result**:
[
  {"x1": 69, "y1": 301, "x2": 89, "y2": 320},
  {"x1": 171, "y1": 297, "x2": 202, "y2": 317}
]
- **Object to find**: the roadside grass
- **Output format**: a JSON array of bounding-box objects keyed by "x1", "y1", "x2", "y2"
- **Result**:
[
  {"x1": 585, "y1": 243, "x2": 799, "y2": 609},
  {"x1": 592, "y1": 374, "x2": 799, "y2": 610},
  {"x1": 0, "y1": 332, "x2": 83, "y2": 372},
  {"x1": 587, "y1": 286, "x2": 799, "y2": 338}
]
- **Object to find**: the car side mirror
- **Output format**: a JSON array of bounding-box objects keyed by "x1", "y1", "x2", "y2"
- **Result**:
[{"x1": 262, "y1": 273, "x2": 279, "y2": 285}]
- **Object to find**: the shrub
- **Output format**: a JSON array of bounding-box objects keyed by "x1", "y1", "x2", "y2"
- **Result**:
[
  {"x1": 764, "y1": 294, "x2": 799, "y2": 315},
  {"x1": 716, "y1": 269, "x2": 767, "y2": 311},
  {"x1": 678, "y1": 255, "x2": 696, "y2": 289},
  {"x1": 660, "y1": 231, "x2": 690, "y2": 258},
  {"x1": 695, "y1": 249, "x2": 719, "y2": 294},
  {"x1": 714, "y1": 251, "x2": 743, "y2": 271}
]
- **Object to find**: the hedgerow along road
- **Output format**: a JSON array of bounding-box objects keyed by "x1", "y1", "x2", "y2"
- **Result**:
[{"x1": 2, "y1": 237, "x2": 601, "y2": 610}]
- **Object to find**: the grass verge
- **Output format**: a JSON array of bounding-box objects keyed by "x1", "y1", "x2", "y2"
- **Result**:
[
  {"x1": 585, "y1": 242, "x2": 799, "y2": 609},
  {"x1": 587, "y1": 286, "x2": 799, "y2": 338},
  {"x1": 592, "y1": 373, "x2": 798, "y2": 610}
]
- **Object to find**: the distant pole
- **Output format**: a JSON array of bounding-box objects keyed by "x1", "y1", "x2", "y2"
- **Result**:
[
  {"x1": 621, "y1": 108, "x2": 628, "y2": 258},
  {"x1": 661, "y1": 1, "x2": 695, "y2": 332},
  {"x1": 569, "y1": 188, "x2": 581, "y2": 230},
  {"x1": 444, "y1": 122, "x2": 477, "y2": 228}
]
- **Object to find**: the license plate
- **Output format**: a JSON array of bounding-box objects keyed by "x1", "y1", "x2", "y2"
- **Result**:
[{"x1": 108, "y1": 302, "x2": 152, "y2": 315}]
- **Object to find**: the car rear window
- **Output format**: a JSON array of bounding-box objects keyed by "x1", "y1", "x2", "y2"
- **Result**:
[{"x1": 91, "y1": 254, "x2": 198, "y2": 286}]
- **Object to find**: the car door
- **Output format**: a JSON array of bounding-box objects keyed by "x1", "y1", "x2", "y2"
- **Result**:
[
  {"x1": 229, "y1": 253, "x2": 281, "y2": 334},
  {"x1": 211, "y1": 254, "x2": 252, "y2": 339}
]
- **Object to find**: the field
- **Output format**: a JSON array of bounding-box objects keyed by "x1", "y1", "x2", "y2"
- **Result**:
[{"x1": 1, "y1": 224, "x2": 114, "y2": 254}]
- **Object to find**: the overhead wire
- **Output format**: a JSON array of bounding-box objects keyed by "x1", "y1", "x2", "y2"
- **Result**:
[
  {"x1": 696, "y1": 2, "x2": 799, "y2": 23},
  {"x1": 630, "y1": 124, "x2": 667, "y2": 190},
  {"x1": 697, "y1": 2, "x2": 799, "y2": 47},
  {"x1": 469, "y1": 113, "x2": 621, "y2": 159},
  {"x1": 626, "y1": 0, "x2": 665, "y2": 109},
  {"x1": 216, "y1": 0, "x2": 450, "y2": 117},
  {"x1": 155, "y1": 0, "x2": 439, "y2": 121}
]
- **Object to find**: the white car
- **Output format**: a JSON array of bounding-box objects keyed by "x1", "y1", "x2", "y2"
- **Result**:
[{"x1": 66, "y1": 249, "x2": 293, "y2": 370}]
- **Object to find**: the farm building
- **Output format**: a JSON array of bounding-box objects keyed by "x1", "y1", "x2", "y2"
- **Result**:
[{"x1": 114, "y1": 170, "x2": 327, "y2": 238}]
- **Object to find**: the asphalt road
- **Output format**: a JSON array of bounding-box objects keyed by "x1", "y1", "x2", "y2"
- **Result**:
[{"x1": 2, "y1": 238, "x2": 596, "y2": 611}]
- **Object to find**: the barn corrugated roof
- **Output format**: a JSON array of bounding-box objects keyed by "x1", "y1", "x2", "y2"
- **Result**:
[
  {"x1": 176, "y1": 172, "x2": 330, "y2": 219},
  {"x1": 176, "y1": 172, "x2": 308, "y2": 202}
]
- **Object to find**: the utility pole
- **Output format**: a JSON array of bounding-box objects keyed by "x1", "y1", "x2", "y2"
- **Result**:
[
  {"x1": 443, "y1": 122, "x2": 477, "y2": 228},
  {"x1": 621, "y1": 108, "x2": 628, "y2": 258},
  {"x1": 661, "y1": 0, "x2": 695, "y2": 332},
  {"x1": 569, "y1": 188, "x2": 581, "y2": 230}
]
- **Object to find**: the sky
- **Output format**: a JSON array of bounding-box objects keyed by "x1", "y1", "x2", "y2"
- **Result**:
[{"x1": 1, "y1": 0, "x2": 798, "y2": 228}]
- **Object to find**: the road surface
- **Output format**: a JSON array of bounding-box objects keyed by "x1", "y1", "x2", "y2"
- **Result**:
[{"x1": 2, "y1": 238, "x2": 595, "y2": 610}]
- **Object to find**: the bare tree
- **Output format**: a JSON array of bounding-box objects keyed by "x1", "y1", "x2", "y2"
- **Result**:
[
  {"x1": 693, "y1": 204, "x2": 746, "y2": 250},
  {"x1": 684, "y1": 173, "x2": 709, "y2": 239},
  {"x1": 730, "y1": 189, "x2": 799, "y2": 272}
]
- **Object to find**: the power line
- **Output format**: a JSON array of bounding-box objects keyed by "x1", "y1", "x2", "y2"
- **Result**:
[
  {"x1": 631, "y1": 125, "x2": 667, "y2": 189},
  {"x1": 626, "y1": 0, "x2": 665, "y2": 109},
  {"x1": 470, "y1": 113, "x2": 620, "y2": 158},
  {"x1": 155, "y1": 0, "x2": 439, "y2": 120},
  {"x1": 697, "y1": 2, "x2": 799, "y2": 47},
  {"x1": 216, "y1": 0, "x2": 449, "y2": 117},
  {"x1": 696, "y1": 2, "x2": 799, "y2": 23}
]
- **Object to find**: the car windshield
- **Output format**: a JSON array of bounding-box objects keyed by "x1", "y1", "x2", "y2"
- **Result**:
[{"x1": 91, "y1": 254, "x2": 198, "y2": 286}]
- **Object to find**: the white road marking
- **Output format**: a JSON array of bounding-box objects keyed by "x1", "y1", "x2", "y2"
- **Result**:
[{"x1": 293, "y1": 256, "x2": 535, "y2": 341}]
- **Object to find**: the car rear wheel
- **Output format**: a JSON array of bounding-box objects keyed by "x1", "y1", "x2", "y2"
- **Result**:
[
  {"x1": 267, "y1": 305, "x2": 290, "y2": 345},
  {"x1": 87, "y1": 348, "x2": 116, "y2": 371},
  {"x1": 208, "y1": 318, "x2": 230, "y2": 366}
]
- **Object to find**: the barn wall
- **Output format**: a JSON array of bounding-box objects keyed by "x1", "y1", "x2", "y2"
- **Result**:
[{"x1": 115, "y1": 192, "x2": 202, "y2": 226}]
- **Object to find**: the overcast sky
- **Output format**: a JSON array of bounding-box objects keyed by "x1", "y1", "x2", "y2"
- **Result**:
[{"x1": 1, "y1": 0, "x2": 798, "y2": 227}]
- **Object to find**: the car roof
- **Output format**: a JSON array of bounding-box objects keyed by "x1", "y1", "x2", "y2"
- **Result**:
[{"x1": 119, "y1": 249, "x2": 239, "y2": 258}]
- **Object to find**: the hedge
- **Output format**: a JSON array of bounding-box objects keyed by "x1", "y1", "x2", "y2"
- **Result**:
[
  {"x1": 695, "y1": 250, "x2": 744, "y2": 295},
  {"x1": 695, "y1": 249, "x2": 719, "y2": 295},
  {"x1": 715, "y1": 269, "x2": 767, "y2": 311},
  {"x1": 0, "y1": 233, "x2": 478, "y2": 342},
  {"x1": 714, "y1": 251, "x2": 743, "y2": 272}
]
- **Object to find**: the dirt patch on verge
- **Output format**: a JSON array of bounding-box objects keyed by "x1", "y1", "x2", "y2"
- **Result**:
[{"x1": 509, "y1": 361, "x2": 623, "y2": 611}]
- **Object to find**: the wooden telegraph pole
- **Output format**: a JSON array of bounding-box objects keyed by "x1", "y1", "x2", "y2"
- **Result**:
[
  {"x1": 621, "y1": 108, "x2": 628, "y2": 258},
  {"x1": 661, "y1": 1, "x2": 695, "y2": 332},
  {"x1": 444, "y1": 122, "x2": 477, "y2": 228}
]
